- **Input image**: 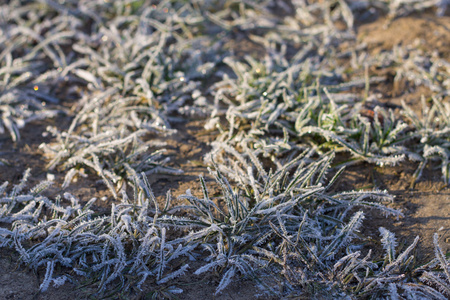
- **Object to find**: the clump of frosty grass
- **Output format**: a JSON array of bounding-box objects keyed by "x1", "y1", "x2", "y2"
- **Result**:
[
  {"x1": 0, "y1": 0, "x2": 449, "y2": 298},
  {"x1": 1, "y1": 161, "x2": 449, "y2": 298}
]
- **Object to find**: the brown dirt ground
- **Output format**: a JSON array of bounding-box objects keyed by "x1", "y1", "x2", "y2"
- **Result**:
[{"x1": 0, "y1": 13, "x2": 449, "y2": 300}]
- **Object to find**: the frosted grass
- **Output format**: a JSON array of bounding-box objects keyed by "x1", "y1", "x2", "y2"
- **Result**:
[{"x1": 0, "y1": 0, "x2": 449, "y2": 298}]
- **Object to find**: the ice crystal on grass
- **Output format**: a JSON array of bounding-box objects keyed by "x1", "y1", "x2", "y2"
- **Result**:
[
  {"x1": 211, "y1": 44, "x2": 450, "y2": 182},
  {"x1": 0, "y1": 0, "x2": 81, "y2": 141},
  {"x1": 32, "y1": 0, "x2": 230, "y2": 196},
  {"x1": 0, "y1": 91, "x2": 60, "y2": 141},
  {"x1": 258, "y1": 222, "x2": 449, "y2": 299},
  {"x1": 39, "y1": 88, "x2": 182, "y2": 198},
  {"x1": 1, "y1": 0, "x2": 450, "y2": 298},
  {"x1": 162, "y1": 149, "x2": 406, "y2": 295},
  {"x1": 387, "y1": 0, "x2": 450, "y2": 18},
  {"x1": 401, "y1": 97, "x2": 450, "y2": 185},
  {"x1": 204, "y1": 0, "x2": 450, "y2": 186},
  {"x1": 1, "y1": 170, "x2": 194, "y2": 296}
]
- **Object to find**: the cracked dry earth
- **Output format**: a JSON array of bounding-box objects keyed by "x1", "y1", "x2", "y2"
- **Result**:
[{"x1": 1, "y1": 12, "x2": 450, "y2": 300}]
